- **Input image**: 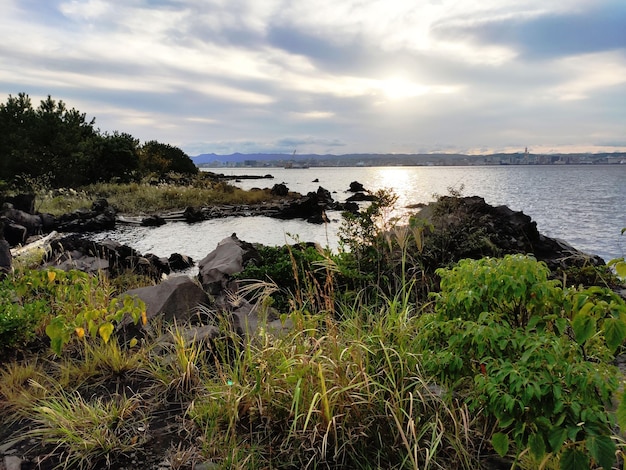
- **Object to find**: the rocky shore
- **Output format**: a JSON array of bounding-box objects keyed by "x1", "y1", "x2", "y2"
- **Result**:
[{"x1": 1, "y1": 188, "x2": 621, "y2": 469}]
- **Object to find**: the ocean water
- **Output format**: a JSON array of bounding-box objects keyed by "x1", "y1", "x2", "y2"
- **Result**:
[{"x1": 91, "y1": 165, "x2": 626, "y2": 263}]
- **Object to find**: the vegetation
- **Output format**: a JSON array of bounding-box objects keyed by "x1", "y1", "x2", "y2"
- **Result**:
[
  {"x1": 1, "y1": 172, "x2": 626, "y2": 469},
  {"x1": 0, "y1": 93, "x2": 197, "y2": 189}
]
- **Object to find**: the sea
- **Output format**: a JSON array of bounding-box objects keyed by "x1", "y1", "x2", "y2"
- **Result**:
[{"x1": 90, "y1": 165, "x2": 626, "y2": 263}]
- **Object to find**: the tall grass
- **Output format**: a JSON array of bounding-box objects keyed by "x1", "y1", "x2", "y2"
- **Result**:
[
  {"x1": 188, "y1": 290, "x2": 478, "y2": 469},
  {"x1": 35, "y1": 179, "x2": 278, "y2": 216}
]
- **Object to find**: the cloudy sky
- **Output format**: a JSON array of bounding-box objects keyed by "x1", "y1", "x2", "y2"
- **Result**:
[{"x1": 1, "y1": 0, "x2": 625, "y2": 156}]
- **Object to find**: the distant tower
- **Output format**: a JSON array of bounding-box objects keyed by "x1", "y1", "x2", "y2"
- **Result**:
[{"x1": 524, "y1": 147, "x2": 529, "y2": 164}]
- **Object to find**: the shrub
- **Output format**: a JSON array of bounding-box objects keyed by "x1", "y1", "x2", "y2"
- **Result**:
[
  {"x1": 417, "y1": 255, "x2": 626, "y2": 468},
  {"x1": 0, "y1": 268, "x2": 145, "y2": 355},
  {"x1": 234, "y1": 243, "x2": 329, "y2": 312}
]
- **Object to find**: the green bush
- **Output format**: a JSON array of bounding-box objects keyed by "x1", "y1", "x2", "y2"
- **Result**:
[
  {"x1": 417, "y1": 255, "x2": 626, "y2": 469},
  {"x1": 234, "y1": 244, "x2": 328, "y2": 312},
  {"x1": 0, "y1": 268, "x2": 145, "y2": 355}
]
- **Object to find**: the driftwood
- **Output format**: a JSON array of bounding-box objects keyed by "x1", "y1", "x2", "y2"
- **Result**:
[{"x1": 10, "y1": 231, "x2": 61, "y2": 257}]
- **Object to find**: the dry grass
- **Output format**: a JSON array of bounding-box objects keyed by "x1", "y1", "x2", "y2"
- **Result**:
[{"x1": 35, "y1": 179, "x2": 279, "y2": 216}]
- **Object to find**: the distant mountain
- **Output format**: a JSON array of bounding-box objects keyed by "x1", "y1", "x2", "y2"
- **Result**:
[
  {"x1": 191, "y1": 151, "x2": 626, "y2": 167},
  {"x1": 192, "y1": 153, "x2": 312, "y2": 164},
  {"x1": 191, "y1": 152, "x2": 452, "y2": 164}
]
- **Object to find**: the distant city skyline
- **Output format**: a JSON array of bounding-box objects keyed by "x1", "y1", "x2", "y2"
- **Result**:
[{"x1": 2, "y1": 0, "x2": 625, "y2": 156}]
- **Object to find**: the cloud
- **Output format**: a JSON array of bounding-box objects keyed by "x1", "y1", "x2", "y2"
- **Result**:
[
  {"x1": 0, "y1": 0, "x2": 624, "y2": 155},
  {"x1": 433, "y1": 0, "x2": 626, "y2": 60}
]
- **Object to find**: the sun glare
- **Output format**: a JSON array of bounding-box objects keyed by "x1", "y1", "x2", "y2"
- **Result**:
[{"x1": 379, "y1": 77, "x2": 429, "y2": 100}]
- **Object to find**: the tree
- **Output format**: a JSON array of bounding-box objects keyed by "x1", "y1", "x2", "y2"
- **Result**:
[
  {"x1": 139, "y1": 140, "x2": 198, "y2": 177},
  {"x1": 90, "y1": 132, "x2": 140, "y2": 183},
  {"x1": 31, "y1": 96, "x2": 98, "y2": 186},
  {"x1": 0, "y1": 94, "x2": 98, "y2": 187},
  {"x1": 0, "y1": 93, "x2": 36, "y2": 181}
]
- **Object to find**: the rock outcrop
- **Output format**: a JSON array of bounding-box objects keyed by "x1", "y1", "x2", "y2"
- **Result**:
[
  {"x1": 0, "y1": 220, "x2": 11, "y2": 278},
  {"x1": 197, "y1": 233, "x2": 260, "y2": 294},
  {"x1": 42, "y1": 235, "x2": 194, "y2": 279},
  {"x1": 414, "y1": 196, "x2": 605, "y2": 272}
]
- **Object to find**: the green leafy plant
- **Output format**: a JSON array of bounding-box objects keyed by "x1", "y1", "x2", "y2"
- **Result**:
[
  {"x1": 418, "y1": 255, "x2": 626, "y2": 469},
  {"x1": 46, "y1": 291, "x2": 146, "y2": 355},
  {"x1": 0, "y1": 267, "x2": 145, "y2": 355},
  {"x1": 607, "y1": 228, "x2": 626, "y2": 281}
]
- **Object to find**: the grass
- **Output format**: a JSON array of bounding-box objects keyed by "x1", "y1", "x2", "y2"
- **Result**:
[
  {"x1": 34, "y1": 176, "x2": 282, "y2": 216},
  {"x1": 0, "y1": 276, "x2": 481, "y2": 469},
  {"x1": 2, "y1": 191, "x2": 625, "y2": 469}
]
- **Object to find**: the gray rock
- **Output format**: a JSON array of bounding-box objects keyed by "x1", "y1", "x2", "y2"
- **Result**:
[
  {"x1": 0, "y1": 239, "x2": 11, "y2": 278},
  {"x1": 4, "y1": 455, "x2": 22, "y2": 470},
  {"x1": 197, "y1": 234, "x2": 258, "y2": 293},
  {"x1": 0, "y1": 205, "x2": 42, "y2": 237},
  {"x1": 121, "y1": 275, "x2": 211, "y2": 326}
]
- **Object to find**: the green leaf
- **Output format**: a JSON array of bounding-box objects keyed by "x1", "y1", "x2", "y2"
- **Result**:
[
  {"x1": 586, "y1": 435, "x2": 616, "y2": 470},
  {"x1": 45, "y1": 317, "x2": 67, "y2": 355},
  {"x1": 548, "y1": 426, "x2": 568, "y2": 453},
  {"x1": 560, "y1": 448, "x2": 589, "y2": 470},
  {"x1": 603, "y1": 318, "x2": 626, "y2": 352},
  {"x1": 615, "y1": 261, "x2": 626, "y2": 279},
  {"x1": 98, "y1": 322, "x2": 114, "y2": 344},
  {"x1": 528, "y1": 433, "x2": 546, "y2": 460},
  {"x1": 50, "y1": 337, "x2": 63, "y2": 356},
  {"x1": 555, "y1": 317, "x2": 568, "y2": 335},
  {"x1": 492, "y1": 432, "x2": 509, "y2": 457},
  {"x1": 572, "y1": 310, "x2": 596, "y2": 345},
  {"x1": 617, "y1": 394, "x2": 626, "y2": 432}
]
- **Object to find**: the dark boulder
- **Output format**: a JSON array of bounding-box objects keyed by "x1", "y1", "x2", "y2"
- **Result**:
[
  {"x1": 144, "y1": 253, "x2": 171, "y2": 276},
  {"x1": 3, "y1": 193, "x2": 35, "y2": 213},
  {"x1": 39, "y1": 213, "x2": 58, "y2": 232},
  {"x1": 346, "y1": 192, "x2": 377, "y2": 202},
  {"x1": 0, "y1": 217, "x2": 27, "y2": 246},
  {"x1": 168, "y1": 253, "x2": 195, "y2": 271},
  {"x1": 271, "y1": 192, "x2": 325, "y2": 223},
  {"x1": 183, "y1": 206, "x2": 204, "y2": 223},
  {"x1": 338, "y1": 201, "x2": 359, "y2": 214},
  {"x1": 0, "y1": 220, "x2": 11, "y2": 278},
  {"x1": 271, "y1": 183, "x2": 289, "y2": 197},
  {"x1": 348, "y1": 181, "x2": 365, "y2": 192},
  {"x1": 55, "y1": 199, "x2": 116, "y2": 233},
  {"x1": 316, "y1": 186, "x2": 334, "y2": 205},
  {"x1": 43, "y1": 235, "x2": 171, "y2": 279},
  {"x1": 0, "y1": 205, "x2": 43, "y2": 237},
  {"x1": 141, "y1": 215, "x2": 166, "y2": 227},
  {"x1": 91, "y1": 198, "x2": 109, "y2": 212},
  {"x1": 122, "y1": 276, "x2": 211, "y2": 325},
  {"x1": 415, "y1": 196, "x2": 605, "y2": 272},
  {"x1": 117, "y1": 276, "x2": 212, "y2": 341}
]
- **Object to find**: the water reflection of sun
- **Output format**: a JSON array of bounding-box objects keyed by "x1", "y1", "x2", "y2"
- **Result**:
[{"x1": 372, "y1": 167, "x2": 416, "y2": 222}]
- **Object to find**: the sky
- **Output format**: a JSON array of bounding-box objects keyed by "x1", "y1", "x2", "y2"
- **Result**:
[{"x1": 1, "y1": 0, "x2": 625, "y2": 156}]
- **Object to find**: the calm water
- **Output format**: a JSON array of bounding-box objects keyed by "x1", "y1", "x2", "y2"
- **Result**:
[{"x1": 91, "y1": 166, "x2": 626, "y2": 262}]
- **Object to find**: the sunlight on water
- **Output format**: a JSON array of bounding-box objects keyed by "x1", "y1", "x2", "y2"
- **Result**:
[{"x1": 94, "y1": 166, "x2": 626, "y2": 262}]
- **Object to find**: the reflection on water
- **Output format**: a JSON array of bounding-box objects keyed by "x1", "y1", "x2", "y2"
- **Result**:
[
  {"x1": 91, "y1": 215, "x2": 342, "y2": 261},
  {"x1": 93, "y1": 166, "x2": 626, "y2": 262}
]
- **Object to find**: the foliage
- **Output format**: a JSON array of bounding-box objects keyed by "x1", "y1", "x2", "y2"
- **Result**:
[
  {"x1": 28, "y1": 392, "x2": 148, "y2": 468},
  {"x1": 0, "y1": 268, "x2": 145, "y2": 355},
  {"x1": 607, "y1": 228, "x2": 626, "y2": 281},
  {"x1": 234, "y1": 243, "x2": 328, "y2": 311},
  {"x1": 32, "y1": 176, "x2": 277, "y2": 216},
  {"x1": 0, "y1": 93, "x2": 196, "y2": 188},
  {"x1": 0, "y1": 93, "x2": 98, "y2": 187},
  {"x1": 0, "y1": 283, "x2": 45, "y2": 351},
  {"x1": 417, "y1": 255, "x2": 626, "y2": 468},
  {"x1": 189, "y1": 299, "x2": 477, "y2": 469},
  {"x1": 140, "y1": 140, "x2": 198, "y2": 177}
]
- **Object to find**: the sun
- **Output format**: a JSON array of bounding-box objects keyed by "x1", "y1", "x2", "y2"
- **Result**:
[{"x1": 378, "y1": 77, "x2": 430, "y2": 100}]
